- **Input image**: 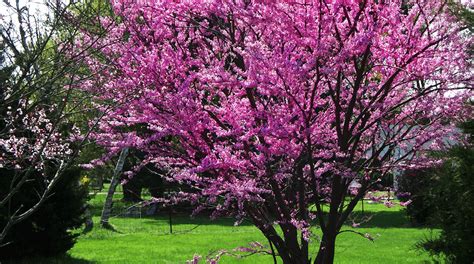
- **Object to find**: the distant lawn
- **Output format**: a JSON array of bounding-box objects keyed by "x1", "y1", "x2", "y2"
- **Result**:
[{"x1": 14, "y1": 193, "x2": 435, "y2": 263}]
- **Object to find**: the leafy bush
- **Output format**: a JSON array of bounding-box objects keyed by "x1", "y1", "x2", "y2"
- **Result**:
[
  {"x1": 0, "y1": 166, "x2": 88, "y2": 260},
  {"x1": 396, "y1": 168, "x2": 436, "y2": 225},
  {"x1": 400, "y1": 120, "x2": 474, "y2": 263},
  {"x1": 398, "y1": 156, "x2": 474, "y2": 262},
  {"x1": 418, "y1": 143, "x2": 474, "y2": 263}
]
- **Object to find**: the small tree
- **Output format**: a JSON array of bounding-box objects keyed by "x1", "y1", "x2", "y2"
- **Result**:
[
  {"x1": 0, "y1": 167, "x2": 88, "y2": 259},
  {"x1": 81, "y1": 0, "x2": 472, "y2": 263},
  {"x1": 0, "y1": 0, "x2": 112, "y2": 243}
]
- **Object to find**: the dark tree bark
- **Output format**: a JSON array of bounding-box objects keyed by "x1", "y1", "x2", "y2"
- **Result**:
[{"x1": 314, "y1": 233, "x2": 337, "y2": 264}]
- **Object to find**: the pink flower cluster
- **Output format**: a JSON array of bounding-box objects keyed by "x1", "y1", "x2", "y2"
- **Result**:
[{"x1": 0, "y1": 100, "x2": 79, "y2": 172}]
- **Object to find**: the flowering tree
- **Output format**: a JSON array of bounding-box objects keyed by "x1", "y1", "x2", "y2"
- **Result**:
[{"x1": 83, "y1": 0, "x2": 472, "y2": 263}]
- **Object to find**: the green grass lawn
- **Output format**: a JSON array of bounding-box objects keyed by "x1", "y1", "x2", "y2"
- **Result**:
[{"x1": 19, "y1": 193, "x2": 436, "y2": 263}]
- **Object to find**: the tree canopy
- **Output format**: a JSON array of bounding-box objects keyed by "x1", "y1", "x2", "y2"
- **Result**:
[{"x1": 77, "y1": 0, "x2": 472, "y2": 263}]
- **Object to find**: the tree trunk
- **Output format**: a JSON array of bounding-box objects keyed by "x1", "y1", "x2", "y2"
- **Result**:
[
  {"x1": 100, "y1": 148, "x2": 129, "y2": 229},
  {"x1": 314, "y1": 232, "x2": 337, "y2": 264},
  {"x1": 82, "y1": 207, "x2": 93, "y2": 233}
]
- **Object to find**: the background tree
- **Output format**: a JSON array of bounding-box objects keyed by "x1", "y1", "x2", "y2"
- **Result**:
[
  {"x1": 80, "y1": 0, "x2": 472, "y2": 263},
  {"x1": 121, "y1": 151, "x2": 165, "y2": 202},
  {"x1": 418, "y1": 119, "x2": 474, "y2": 264},
  {"x1": 0, "y1": 0, "x2": 112, "y2": 244}
]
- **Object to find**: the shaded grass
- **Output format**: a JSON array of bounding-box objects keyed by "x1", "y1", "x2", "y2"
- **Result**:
[{"x1": 3, "y1": 254, "x2": 96, "y2": 264}]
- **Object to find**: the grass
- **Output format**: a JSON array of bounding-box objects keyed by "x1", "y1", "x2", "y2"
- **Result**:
[{"x1": 13, "y1": 193, "x2": 436, "y2": 263}]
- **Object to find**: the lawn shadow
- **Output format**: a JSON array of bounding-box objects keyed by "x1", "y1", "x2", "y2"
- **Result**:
[
  {"x1": 139, "y1": 213, "x2": 255, "y2": 227},
  {"x1": 131, "y1": 210, "x2": 418, "y2": 229},
  {"x1": 3, "y1": 254, "x2": 96, "y2": 264}
]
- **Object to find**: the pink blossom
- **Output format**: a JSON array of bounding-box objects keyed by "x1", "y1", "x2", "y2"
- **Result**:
[{"x1": 384, "y1": 201, "x2": 395, "y2": 208}]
